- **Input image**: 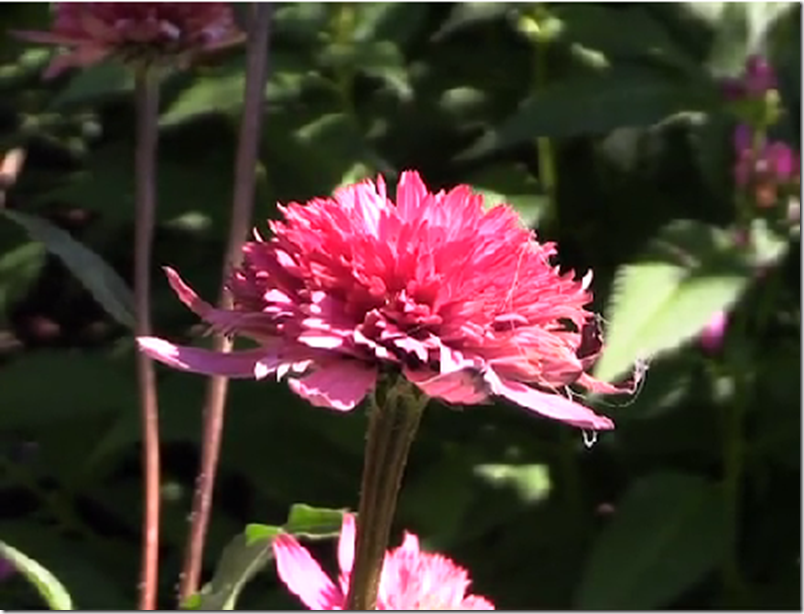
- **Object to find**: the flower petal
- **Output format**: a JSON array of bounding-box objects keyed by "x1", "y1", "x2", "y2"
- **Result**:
[
  {"x1": 405, "y1": 368, "x2": 488, "y2": 405},
  {"x1": 287, "y1": 361, "x2": 377, "y2": 411},
  {"x1": 137, "y1": 336, "x2": 272, "y2": 379},
  {"x1": 337, "y1": 513, "x2": 356, "y2": 579},
  {"x1": 273, "y1": 534, "x2": 343, "y2": 610},
  {"x1": 462, "y1": 595, "x2": 497, "y2": 610},
  {"x1": 484, "y1": 369, "x2": 614, "y2": 430},
  {"x1": 164, "y1": 267, "x2": 214, "y2": 318}
]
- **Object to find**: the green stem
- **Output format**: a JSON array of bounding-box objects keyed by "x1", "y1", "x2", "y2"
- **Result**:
[
  {"x1": 344, "y1": 379, "x2": 428, "y2": 610},
  {"x1": 531, "y1": 11, "x2": 558, "y2": 229},
  {"x1": 133, "y1": 65, "x2": 161, "y2": 612}
]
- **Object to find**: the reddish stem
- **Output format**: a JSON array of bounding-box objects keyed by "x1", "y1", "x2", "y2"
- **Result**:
[
  {"x1": 177, "y1": 4, "x2": 274, "y2": 604},
  {"x1": 134, "y1": 67, "x2": 161, "y2": 611}
]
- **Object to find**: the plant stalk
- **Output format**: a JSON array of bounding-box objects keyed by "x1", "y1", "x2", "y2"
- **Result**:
[
  {"x1": 177, "y1": 4, "x2": 273, "y2": 604},
  {"x1": 134, "y1": 66, "x2": 161, "y2": 612},
  {"x1": 345, "y1": 380, "x2": 428, "y2": 610}
]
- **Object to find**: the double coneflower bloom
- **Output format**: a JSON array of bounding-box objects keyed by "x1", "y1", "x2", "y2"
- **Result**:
[
  {"x1": 274, "y1": 513, "x2": 494, "y2": 610},
  {"x1": 139, "y1": 171, "x2": 632, "y2": 431}
]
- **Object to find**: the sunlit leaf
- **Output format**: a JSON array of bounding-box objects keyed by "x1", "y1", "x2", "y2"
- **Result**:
[
  {"x1": 283, "y1": 503, "x2": 345, "y2": 539},
  {"x1": 593, "y1": 220, "x2": 752, "y2": 383},
  {"x1": 0, "y1": 540, "x2": 74, "y2": 610}
]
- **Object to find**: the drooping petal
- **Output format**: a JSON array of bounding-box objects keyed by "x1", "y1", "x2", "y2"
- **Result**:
[
  {"x1": 287, "y1": 360, "x2": 377, "y2": 411},
  {"x1": 137, "y1": 336, "x2": 272, "y2": 379},
  {"x1": 405, "y1": 368, "x2": 488, "y2": 405},
  {"x1": 484, "y1": 369, "x2": 614, "y2": 430},
  {"x1": 273, "y1": 534, "x2": 344, "y2": 610}
]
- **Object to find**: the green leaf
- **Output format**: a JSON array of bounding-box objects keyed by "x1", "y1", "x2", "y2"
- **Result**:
[
  {"x1": 187, "y1": 505, "x2": 344, "y2": 610},
  {"x1": 187, "y1": 526, "x2": 282, "y2": 610},
  {"x1": 0, "y1": 351, "x2": 135, "y2": 430},
  {"x1": 1, "y1": 210, "x2": 134, "y2": 328},
  {"x1": 462, "y1": 67, "x2": 715, "y2": 158},
  {"x1": 0, "y1": 241, "x2": 45, "y2": 320},
  {"x1": 50, "y1": 61, "x2": 134, "y2": 109},
  {"x1": 473, "y1": 463, "x2": 551, "y2": 504},
  {"x1": 575, "y1": 472, "x2": 727, "y2": 609},
  {"x1": 160, "y1": 64, "x2": 245, "y2": 127},
  {"x1": 283, "y1": 503, "x2": 345, "y2": 539},
  {"x1": 467, "y1": 164, "x2": 547, "y2": 228},
  {"x1": 432, "y1": 2, "x2": 512, "y2": 41},
  {"x1": 593, "y1": 220, "x2": 751, "y2": 383},
  {"x1": 0, "y1": 540, "x2": 74, "y2": 610},
  {"x1": 554, "y1": 4, "x2": 700, "y2": 73}
]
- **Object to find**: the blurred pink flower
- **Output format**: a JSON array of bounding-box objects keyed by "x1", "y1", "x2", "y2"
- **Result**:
[
  {"x1": 138, "y1": 171, "x2": 636, "y2": 430},
  {"x1": 722, "y1": 54, "x2": 777, "y2": 101},
  {"x1": 734, "y1": 124, "x2": 800, "y2": 207},
  {"x1": 14, "y1": 2, "x2": 243, "y2": 78},
  {"x1": 699, "y1": 310, "x2": 728, "y2": 354},
  {"x1": 273, "y1": 513, "x2": 494, "y2": 610},
  {"x1": 0, "y1": 556, "x2": 14, "y2": 582}
]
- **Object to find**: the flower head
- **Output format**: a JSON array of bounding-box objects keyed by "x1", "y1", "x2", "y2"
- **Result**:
[
  {"x1": 722, "y1": 54, "x2": 778, "y2": 101},
  {"x1": 699, "y1": 310, "x2": 728, "y2": 354},
  {"x1": 274, "y1": 513, "x2": 494, "y2": 610},
  {"x1": 14, "y1": 3, "x2": 243, "y2": 78},
  {"x1": 734, "y1": 124, "x2": 800, "y2": 207},
  {"x1": 138, "y1": 171, "x2": 635, "y2": 430}
]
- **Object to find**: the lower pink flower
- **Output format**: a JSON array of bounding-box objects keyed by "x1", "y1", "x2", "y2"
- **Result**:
[{"x1": 274, "y1": 513, "x2": 494, "y2": 610}]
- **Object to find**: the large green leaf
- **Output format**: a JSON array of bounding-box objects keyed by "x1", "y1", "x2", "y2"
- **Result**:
[
  {"x1": 461, "y1": 67, "x2": 716, "y2": 158},
  {"x1": 575, "y1": 472, "x2": 727, "y2": 609},
  {"x1": 1, "y1": 209, "x2": 135, "y2": 328},
  {"x1": 0, "y1": 540, "x2": 74, "y2": 610},
  {"x1": 593, "y1": 220, "x2": 752, "y2": 383}
]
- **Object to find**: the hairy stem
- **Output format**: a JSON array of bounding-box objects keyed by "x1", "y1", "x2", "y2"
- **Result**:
[
  {"x1": 345, "y1": 381, "x2": 427, "y2": 610},
  {"x1": 177, "y1": 4, "x2": 274, "y2": 604},
  {"x1": 134, "y1": 66, "x2": 161, "y2": 612}
]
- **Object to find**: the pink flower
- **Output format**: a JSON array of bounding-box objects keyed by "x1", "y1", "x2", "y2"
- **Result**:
[
  {"x1": 138, "y1": 171, "x2": 635, "y2": 430},
  {"x1": 273, "y1": 513, "x2": 494, "y2": 610},
  {"x1": 13, "y1": 3, "x2": 243, "y2": 78},
  {"x1": 722, "y1": 54, "x2": 777, "y2": 101},
  {"x1": 733, "y1": 124, "x2": 800, "y2": 207},
  {"x1": 699, "y1": 310, "x2": 728, "y2": 354}
]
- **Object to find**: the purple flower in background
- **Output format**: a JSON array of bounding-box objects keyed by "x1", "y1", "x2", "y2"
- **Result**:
[
  {"x1": 733, "y1": 123, "x2": 800, "y2": 207},
  {"x1": 0, "y1": 556, "x2": 15, "y2": 581},
  {"x1": 743, "y1": 55, "x2": 777, "y2": 97},
  {"x1": 700, "y1": 310, "x2": 728, "y2": 354},
  {"x1": 722, "y1": 54, "x2": 778, "y2": 102}
]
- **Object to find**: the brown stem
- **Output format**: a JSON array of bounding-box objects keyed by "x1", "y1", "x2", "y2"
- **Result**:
[
  {"x1": 345, "y1": 381, "x2": 427, "y2": 610},
  {"x1": 177, "y1": 4, "x2": 274, "y2": 604},
  {"x1": 134, "y1": 67, "x2": 161, "y2": 611}
]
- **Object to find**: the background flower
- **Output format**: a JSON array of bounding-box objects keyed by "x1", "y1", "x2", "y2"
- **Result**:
[
  {"x1": 14, "y1": 2, "x2": 243, "y2": 78},
  {"x1": 274, "y1": 513, "x2": 494, "y2": 610},
  {"x1": 139, "y1": 172, "x2": 634, "y2": 431}
]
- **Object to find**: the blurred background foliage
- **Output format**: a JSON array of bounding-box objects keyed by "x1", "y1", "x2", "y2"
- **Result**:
[{"x1": 0, "y1": 2, "x2": 800, "y2": 610}]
